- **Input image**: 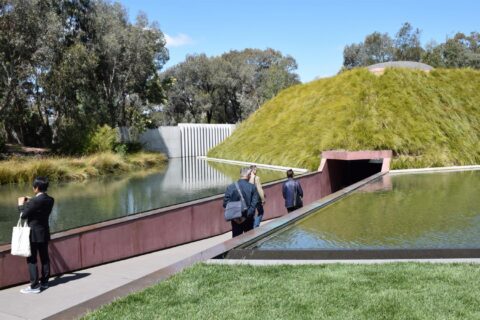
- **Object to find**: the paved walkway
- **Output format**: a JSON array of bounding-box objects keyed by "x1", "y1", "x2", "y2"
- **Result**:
[{"x1": 0, "y1": 232, "x2": 231, "y2": 320}]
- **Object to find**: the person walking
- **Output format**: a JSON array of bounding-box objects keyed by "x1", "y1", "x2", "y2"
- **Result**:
[
  {"x1": 17, "y1": 177, "x2": 55, "y2": 294},
  {"x1": 223, "y1": 167, "x2": 259, "y2": 237},
  {"x1": 249, "y1": 165, "x2": 266, "y2": 228},
  {"x1": 282, "y1": 169, "x2": 303, "y2": 213}
]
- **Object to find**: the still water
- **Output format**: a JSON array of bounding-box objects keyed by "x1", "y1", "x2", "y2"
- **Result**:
[
  {"x1": 0, "y1": 158, "x2": 284, "y2": 244},
  {"x1": 255, "y1": 170, "x2": 480, "y2": 250}
]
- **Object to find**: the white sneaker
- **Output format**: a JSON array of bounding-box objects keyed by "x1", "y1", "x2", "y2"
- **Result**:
[{"x1": 20, "y1": 286, "x2": 41, "y2": 294}]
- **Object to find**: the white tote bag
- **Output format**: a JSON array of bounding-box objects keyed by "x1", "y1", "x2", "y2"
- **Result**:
[{"x1": 11, "y1": 218, "x2": 31, "y2": 257}]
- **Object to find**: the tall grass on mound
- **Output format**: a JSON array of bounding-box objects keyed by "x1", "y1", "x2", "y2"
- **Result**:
[
  {"x1": 0, "y1": 152, "x2": 167, "y2": 185},
  {"x1": 83, "y1": 263, "x2": 480, "y2": 320},
  {"x1": 209, "y1": 68, "x2": 480, "y2": 170}
]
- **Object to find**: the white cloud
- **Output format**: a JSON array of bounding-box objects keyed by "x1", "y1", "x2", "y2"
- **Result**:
[{"x1": 164, "y1": 33, "x2": 193, "y2": 48}]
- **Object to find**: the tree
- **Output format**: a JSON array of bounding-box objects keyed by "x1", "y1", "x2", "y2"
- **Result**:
[
  {"x1": 363, "y1": 32, "x2": 395, "y2": 64},
  {"x1": 394, "y1": 22, "x2": 423, "y2": 61},
  {"x1": 422, "y1": 32, "x2": 480, "y2": 69},
  {"x1": 160, "y1": 48, "x2": 300, "y2": 125},
  {"x1": 342, "y1": 22, "x2": 423, "y2": 69},
  {"x1": 343, "y1": 43, "x2": 366, "y2": 69},
  {"x1": 0, "y1": 0, "x2": 170, "y2": 152}
]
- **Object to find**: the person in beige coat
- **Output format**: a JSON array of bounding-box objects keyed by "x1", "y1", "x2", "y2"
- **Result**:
[{"x1": 249, "y1": 165, "x2": 266, "y2": 228}]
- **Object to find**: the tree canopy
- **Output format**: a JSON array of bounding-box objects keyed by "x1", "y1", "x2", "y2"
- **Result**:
[
  {"x1": 343, "y1": 22, "x2": 479, "y2": 71},
  {"x1": 0, "y1": 0, "x2": 169, "y2": 153},
  {"x1": 159, "y1": 48, "x2": 300, "y2": 125}
]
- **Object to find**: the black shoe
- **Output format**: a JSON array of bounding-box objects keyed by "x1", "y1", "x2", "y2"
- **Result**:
[{"x1": 40, "y1": 283, "x2": 48, "y2": 290}]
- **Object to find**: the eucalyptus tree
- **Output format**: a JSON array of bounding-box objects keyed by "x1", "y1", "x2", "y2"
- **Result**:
[
  {"x1": 394, "y1": 22, "x2": 423, "y2": 61},
  {"x1": 161, "y1": 48, "x2": 299, "y2": 125},
  {"x1": 0, "y1": 0, "x2": 169, "y2": 152},
  {"x1": 422, "y1": 32, "x2": 480, "y2": 69}
]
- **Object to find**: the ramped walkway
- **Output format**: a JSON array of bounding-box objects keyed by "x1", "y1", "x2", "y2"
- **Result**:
[{"x1": 0, "y1": 231, "x2": 232, "y2": 320}]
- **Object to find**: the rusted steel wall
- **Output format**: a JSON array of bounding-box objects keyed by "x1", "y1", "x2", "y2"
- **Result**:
[{"x1": 0, "y1": 170, "x2": 331, "y2": 289}]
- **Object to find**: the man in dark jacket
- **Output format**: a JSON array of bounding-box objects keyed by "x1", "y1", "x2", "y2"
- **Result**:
[
  {"x1": 282, "y1": 169, "x2": 304, "y2": 213},
  {"x1": 223, "y1": 167, "x2": 259, "y2": 237},
  {"x1": 17, "y1": 177, "x2": 55, "y2": 294}
]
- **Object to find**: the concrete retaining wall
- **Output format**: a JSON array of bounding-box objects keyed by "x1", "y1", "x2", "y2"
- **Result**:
[
  {"x1": 139, "y1": 124, "x2": 236, "y2": 158},
  {"x1": 139, "y1": 127, "x2": 182, "y2": 158}
]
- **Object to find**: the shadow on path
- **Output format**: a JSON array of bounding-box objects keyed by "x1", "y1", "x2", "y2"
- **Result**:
[{"x1": 48, "y1": 272, "x2": 90, "y2": 288}]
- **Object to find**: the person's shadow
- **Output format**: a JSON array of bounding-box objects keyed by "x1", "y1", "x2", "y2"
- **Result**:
[
  {"x1": 47, "y1": 272, "x2": 90, "y2": 288},
  {"x1": 45, "y1": 243, "x2": 91, "y2": 289}
]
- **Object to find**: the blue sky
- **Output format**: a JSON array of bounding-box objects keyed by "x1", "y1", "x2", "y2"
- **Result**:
[{"x1": 118, "y1": 0, "x2": 479, "y2": 82}]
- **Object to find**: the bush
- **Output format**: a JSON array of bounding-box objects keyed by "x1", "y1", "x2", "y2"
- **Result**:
[
  {"x1": 54, "y1": 121, "x2": 93, "y2": 155},
  {"x1": 86, "y1": 125, "x2": 117, "y2": 154}
]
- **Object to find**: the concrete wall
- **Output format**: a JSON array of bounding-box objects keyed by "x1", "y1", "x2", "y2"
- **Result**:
[
  {"x1": 139, "y1": 127, "x2": 182, "y2": 158},
  {"x1": 0, "y1": 170, "x2": 330, "y2": 289},
  {"x1": 139, "y1": 124, "x2": 236, "y2": 158}
]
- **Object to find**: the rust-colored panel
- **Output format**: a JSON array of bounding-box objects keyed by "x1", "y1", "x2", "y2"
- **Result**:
[
  {"x1": 79, "y1": 231, "x2": 103, "y2": 267},
  {"x1": 190, "y1": 199, "x2": 230, "y2": 240},
  {"x1": 136, "y1": 206, "x2": 193, "y2": 252},
  {"x1": 49, "y1": 236, "x2": 81, "y2": 274},
  {"x1": 0, "y1": 251, "x2": 28, "y2": 288}
]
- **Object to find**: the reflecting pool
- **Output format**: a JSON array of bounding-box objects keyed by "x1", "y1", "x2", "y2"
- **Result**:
[
  {"x1": 254, "y1": 170, "x2": 480, "y2": 250},
  {"x1": 0, "y1": 158, "x2": 284, "y2": 244}
]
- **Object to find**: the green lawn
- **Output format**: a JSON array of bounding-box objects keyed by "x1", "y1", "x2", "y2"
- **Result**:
[{"x1": 83, "y1": 263, "x2": 480, "y2": 320}]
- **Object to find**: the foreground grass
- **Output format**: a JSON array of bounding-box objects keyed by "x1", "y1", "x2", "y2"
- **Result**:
[
  {"x1": 209, "y1": 68, "x2": 480, "y2": 170},
  {"x1": 0, "y1": 151, "x2": 167, "y2": 184},
  {"x1": 83, "y1": 263, "x2": 480, "y2": 320}
]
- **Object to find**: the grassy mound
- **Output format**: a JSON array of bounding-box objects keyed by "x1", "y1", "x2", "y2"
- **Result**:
[{"x1": 209, "y1": 68, "x2": 480, "y2": 170}]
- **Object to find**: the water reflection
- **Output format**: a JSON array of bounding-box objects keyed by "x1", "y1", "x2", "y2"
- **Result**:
[
  {"x1": 256, "y1": 170, "x2": 480, "y2": 250},
  {"x1": 0, "y1": 158, "x2": 284, "y2": 244}
]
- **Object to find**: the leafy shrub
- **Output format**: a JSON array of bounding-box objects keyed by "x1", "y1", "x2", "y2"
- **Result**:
[
  {"x1": 54, "y1": 121, "x2": 93, "y2": 155},
  {"x1": 86, "y1": 125, "x2": 117, "y2": 154}
]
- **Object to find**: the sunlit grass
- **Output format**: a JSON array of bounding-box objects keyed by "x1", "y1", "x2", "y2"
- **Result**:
[
  {"x1": 83, "y1": 263, "x2": 480, "y2": 320},
  {"x1": 209, "y1": 68, "x2": 480, "y2": 170},
  {"x1": 0, "y1": 152, "x2": 167, "y2": 184}
]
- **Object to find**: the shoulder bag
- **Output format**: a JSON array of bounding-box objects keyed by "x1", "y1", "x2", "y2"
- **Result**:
[{"x1": 224, "y1": 182, "x2": 247, "y2": 221}]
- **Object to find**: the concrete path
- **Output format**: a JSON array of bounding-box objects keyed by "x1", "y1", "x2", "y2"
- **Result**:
[{"x1": 0, "y1": 232, "x2": 231, "y2": 320}]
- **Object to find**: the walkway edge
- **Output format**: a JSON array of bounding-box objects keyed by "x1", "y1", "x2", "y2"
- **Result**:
[{"x1": 197, "y1": 156, "x2": 308, "y2": 173}]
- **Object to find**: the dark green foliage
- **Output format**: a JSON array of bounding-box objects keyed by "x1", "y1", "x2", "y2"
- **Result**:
[
  {"x1": 343, "y1": 22, "x2": 478, "y2": 70},
  {"x1": 422, "y1": 32, "x2": 480, "y2": 69},
  {"x1": 53, "y1": 120, "x2": 95, "y2": 155},
  {"x1": 0, "y1": 0, "x2": 169, "y2": 151},
  {"x1": 160, "y1": 48, "x2": 300, "y2": 125},
  {"x1": 83, "y1": 263, "x2": 480, "y2": 320},
  {"x1": 209, "y1": 68, "x2": 480, "y2": 170}
]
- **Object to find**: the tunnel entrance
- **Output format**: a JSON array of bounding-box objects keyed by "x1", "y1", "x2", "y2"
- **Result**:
[
  {"x1": 327, "y1": 159, "x2": 382, "y2": 192},
  {"x1": 319, "y1": 150, "x2": 392, "y2": 193}
]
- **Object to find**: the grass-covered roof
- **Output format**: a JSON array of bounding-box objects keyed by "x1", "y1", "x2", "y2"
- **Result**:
[{"x1": 208, "y1": 68, "x2": 480, "y2": 170}]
